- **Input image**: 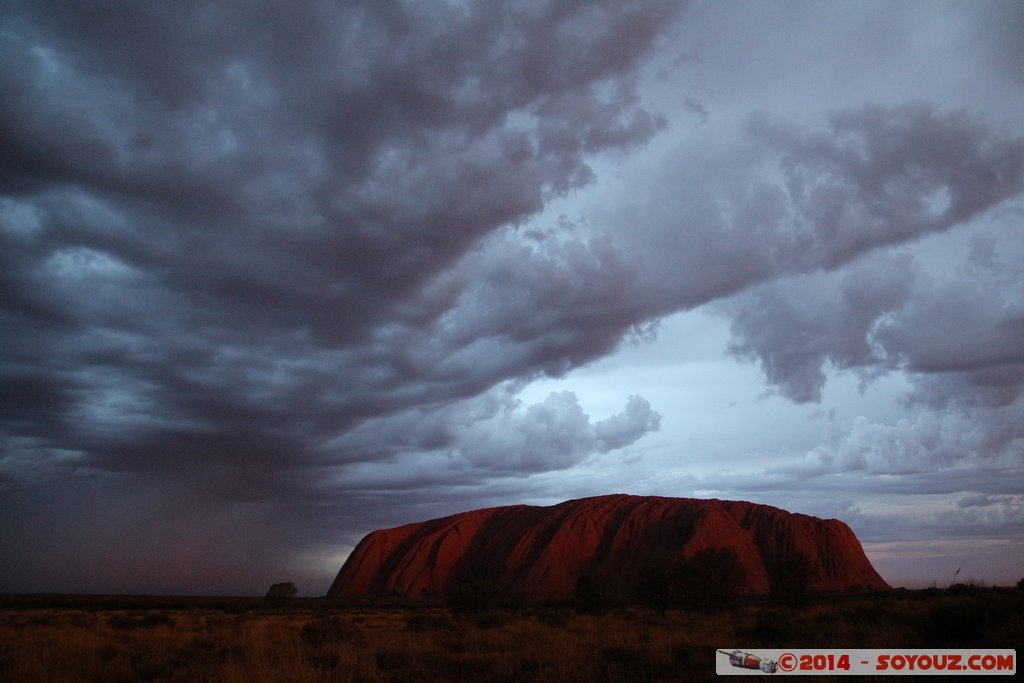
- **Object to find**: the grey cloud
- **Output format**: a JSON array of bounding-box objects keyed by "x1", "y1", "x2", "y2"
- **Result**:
[
  {"x1": 934, "y1": 499, "x2": 1024, "y2": 539},
  {"x1": 862, "y1": 504, "x2": 1024, "y2": 548},
  {"x1": 807, "y1": 413, "x2": 983, "y2": 475},
  {"x1": 594, "y1": 395, "x2": 662, "y2": 451},
  {"x1": 870, "y1": 466, "x2": 1024, "y2": 498},
  {"x1": 585, "y1": 103, "x2": 1024, "y2": 349},
  {"x1": 973, "y1": 0, "x2": 1024, "y2": 84},
  {"x1": 683, "y1": 97, "x2": 708, "y2": 123},
  {"x1": 424, "y1": 230, "x2": 649, "y2": 379},
  {"x1": 957, "y1": 494, "x2": 1020, "y2": 509},
  {"x1": 748, "y1": 104, "x2": 1012, "y2": 284},
  {"x1": 459, "y1": 391, "x2": 660, "y2": 472},
  {"x1": 719, "y1": 254, "x2": 916, "y2": 402},
  {"x1": 873, "y1": 277, "x2": 1024, "y2": 379},
  {"x1": 399, "y1": 104, "x2": 1024, "y2": 413},
  {"x1": 905, "y1": 369, "x2": 1024, "y2": 415},
  {"x1": 752, "y1": 104, "x2": 1024, "y2": 262},
  {"x1": 324, "y1": 385, "x2": 660, "y2": 476},
  {"x1": 715, "y1": 214, "x2": 1024, "y2": 470},
  {"x1": 0, "y1": 0, "x2": 682, "y2": 476},
  {"x1": 1, "y1": 0, "x2": 681, "y2": 348}
]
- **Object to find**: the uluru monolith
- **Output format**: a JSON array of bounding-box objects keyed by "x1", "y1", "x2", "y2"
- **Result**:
[{"x1": 328, "y1": 494, "x2": 889, "y2": 601}]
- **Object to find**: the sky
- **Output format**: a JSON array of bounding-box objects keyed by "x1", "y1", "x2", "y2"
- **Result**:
[{"x1": 1, "y1": 0, "x2": 1022, "y2": 596}]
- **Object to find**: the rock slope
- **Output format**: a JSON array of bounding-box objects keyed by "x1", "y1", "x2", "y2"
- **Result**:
[{"x1": 328, "y1": 494, "x2": 889, "y2": 600}]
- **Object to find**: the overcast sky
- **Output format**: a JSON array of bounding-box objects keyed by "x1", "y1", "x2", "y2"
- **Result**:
[{"x1": 2, "y1": 0, "x2": 1022, "y2": 595}]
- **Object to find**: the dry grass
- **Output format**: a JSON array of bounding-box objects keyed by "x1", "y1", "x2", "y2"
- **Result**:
[{"x1": 0, "y1": 588, "x2": 1020, "y2": 682}]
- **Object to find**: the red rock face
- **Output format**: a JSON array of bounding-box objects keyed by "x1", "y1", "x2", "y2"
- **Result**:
[{"x1": 328, "y1": 494, "x2": 890, "y2": 600}]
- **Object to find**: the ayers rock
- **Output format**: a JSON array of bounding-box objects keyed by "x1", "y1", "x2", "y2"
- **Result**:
[{"x1": 328, "y1": 494, "x2": 889, "y2": 600}]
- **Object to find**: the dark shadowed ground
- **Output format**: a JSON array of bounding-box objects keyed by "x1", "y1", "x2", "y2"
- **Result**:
[{"x1": 1, "y1": 586, "x2": 1019, "y2": 682}]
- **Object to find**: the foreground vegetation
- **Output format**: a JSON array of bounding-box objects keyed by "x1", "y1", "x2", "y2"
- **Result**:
[{"x1": 0, "y1": 587, "x2": 1020, "y2": 682}]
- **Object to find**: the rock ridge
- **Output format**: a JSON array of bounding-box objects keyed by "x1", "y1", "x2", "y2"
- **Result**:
[{"x1": 328, "y1": 494, "x2": 889, "y2": 600}]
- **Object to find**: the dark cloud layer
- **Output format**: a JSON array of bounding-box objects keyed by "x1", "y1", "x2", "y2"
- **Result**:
[
  {"x1": 2, "y1": 1, "x2": 1022, "y2": 593},
  {"x1": 718, "y1": 215, "x2": 1024, "y2": 467},
  {"x1": 613, "y1": 104, "x2": 1024, "y2": 310},
  {"x1": 330, "y1": 388, "x2": 660, "y2": 475},
  {"x1": 1, "y1": 0, "x2": 684, "y2": 592},
  {"x1": 1, "y1": 0, "x2": 678, "y2": 458}
]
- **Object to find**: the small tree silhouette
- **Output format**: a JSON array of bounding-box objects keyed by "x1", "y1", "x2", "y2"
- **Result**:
[{"x1": 265, "y1": 582, "x2": 297, "y2": 604}]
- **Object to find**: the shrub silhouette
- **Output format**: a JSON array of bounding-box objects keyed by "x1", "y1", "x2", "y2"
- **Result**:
[{"x1": 264, "y1": 582, "x2": 297, "y2": 604}]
